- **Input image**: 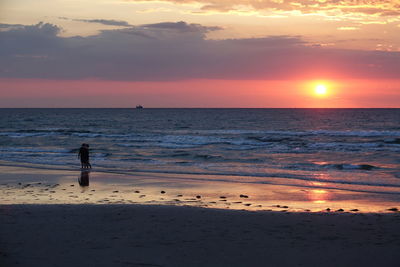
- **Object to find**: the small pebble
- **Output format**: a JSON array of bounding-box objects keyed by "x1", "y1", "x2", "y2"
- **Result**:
[
  {"x1": 113, "y1": 191, "x2": 119, "y2": 193},
  {"x1": 219, "y1": 196, "x2": 226, "y2": 199},
  {"x1": 240, "y1": 194, "x2": 249, "y2": 198},
  {"x1": 350, "y1": 209, "x2": 359, "y2": 212},
  {"x1": 196, "y1": 195, "x2": 201, "y2": 199},
  {"x1": 388, "y1": 207, "x2": 398, "y2": 212},
  {"x1": 161, "y1": 191, "x2": 166, "y2": 194}
]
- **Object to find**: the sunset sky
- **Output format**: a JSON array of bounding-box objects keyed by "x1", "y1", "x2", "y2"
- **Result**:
[{"x1": 0, "y1": 0, "x2": 399, "y2": 107}]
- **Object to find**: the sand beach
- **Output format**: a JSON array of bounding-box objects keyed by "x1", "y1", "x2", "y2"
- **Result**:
[{"x1": 1, "y1": 165, "x2": 400, "y2": 266}]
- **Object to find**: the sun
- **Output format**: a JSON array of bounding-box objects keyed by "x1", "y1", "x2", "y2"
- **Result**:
[{"x1": 315, "y1": 84, "x2": 327, "y2": 95}]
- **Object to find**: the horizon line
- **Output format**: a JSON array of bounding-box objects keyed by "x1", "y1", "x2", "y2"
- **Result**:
[{"x1": 0, "y1": 107, "x2": 399, "y2": 109}]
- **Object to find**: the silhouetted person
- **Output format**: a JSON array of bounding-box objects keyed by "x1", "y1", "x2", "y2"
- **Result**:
[
  {"x1": 78, "y1": 170, "x2": 90, "y2": 186},
  {"x1": 78, "y1": 143, "x2": 91, "y2": 169}
]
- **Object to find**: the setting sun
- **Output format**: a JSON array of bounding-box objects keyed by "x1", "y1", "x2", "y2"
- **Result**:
[{"x1": 315, "y1": 84, "x2": 328, "y2": 95}]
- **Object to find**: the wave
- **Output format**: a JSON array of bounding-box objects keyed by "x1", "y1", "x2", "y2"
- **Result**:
[
  {"x1": 283, "y1": 162, "x2": 381, "y2": 171},
  {"x1": 0, "y1": 147, "x2": 72, "y2": 153},
  {"x1": 1, "y1": 128, "x2": 399, "y2": 139},
  {"x1": 323, "y1": 164, "x2": 378, "y2": 171},
  {"x1": 194, "y1": 154, "x2": 222, "y2": 160},
  {"x1": 384, "y1": 138, "x2": 400, "y2": 144},
  {"x1": 199, "y1": 129, "x2": 400, "y2": 137}
]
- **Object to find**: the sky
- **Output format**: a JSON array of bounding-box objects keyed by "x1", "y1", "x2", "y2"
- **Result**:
[{"x1": 0, "y1": 0, "x2": 399, "y2": 107}]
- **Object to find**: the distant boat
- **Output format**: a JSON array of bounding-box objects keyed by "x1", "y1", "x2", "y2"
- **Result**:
[{"x1": 136, "y1": 105, "x2": 143, "y2": 109}]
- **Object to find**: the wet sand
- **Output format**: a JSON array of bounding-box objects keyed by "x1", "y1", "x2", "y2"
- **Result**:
[
  {"x1": 1, "y1": 204, "x2": 400, "y2": 267},
  {"x1": 1, "y1": 164, "x2": 400, "y2": 213}
]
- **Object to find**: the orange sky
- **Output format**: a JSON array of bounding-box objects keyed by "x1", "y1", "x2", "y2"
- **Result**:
[
  {"x1": 1, "y1": 78, "x2": 399, "y2": 108},
  {"x1": 0, "y1": 0, "x2": 399, "y2": 107}
]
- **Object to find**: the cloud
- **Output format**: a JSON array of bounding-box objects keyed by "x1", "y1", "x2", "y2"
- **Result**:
[
  {"x1": 59, "y1": 17, "x2": 132, "y2": 26},
  {"x1": 0, "y1": 23, "x2": 25, "y2": 29},
  {"x1": 0, "y1": 22, "x2": 61, "y2": 36},
  {"x1": 141, "y1": 21, "x2": 222, "y2": 33},
  {"x1": 0, "y1": 21, "x2": 399, "y2": 81},
  {"x1": 126, "y1": 0, "x2": 400, "y2": 17},
  {"x1": 337, "y1": 27, "x2": 359, "y2": 31}
]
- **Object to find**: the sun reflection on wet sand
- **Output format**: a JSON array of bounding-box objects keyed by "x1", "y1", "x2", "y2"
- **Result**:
[{"x1": 308, "y1": 189, "x2": 330, "y2": 204}]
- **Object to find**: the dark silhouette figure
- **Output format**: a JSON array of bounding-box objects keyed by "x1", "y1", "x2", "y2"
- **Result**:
[
  {"x1": 78, "y1": 143, "x2": 92, "y2": 169},
  {"x1": 78, "y1": 170, "x2": 90, "y2": 186}
]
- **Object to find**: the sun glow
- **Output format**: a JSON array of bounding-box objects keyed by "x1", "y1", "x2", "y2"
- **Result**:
[{"x1": 315, "y1": 84, "x2": 328, "y2": 95}]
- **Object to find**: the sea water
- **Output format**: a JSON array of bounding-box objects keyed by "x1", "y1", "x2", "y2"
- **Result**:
[{"x1": 0, "y1": 108, "x2": 399, "y2": 201}]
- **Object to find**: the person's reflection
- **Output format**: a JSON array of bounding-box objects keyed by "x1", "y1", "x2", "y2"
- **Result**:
[{"x1": 78, "y1": 170, "x2": 90, "y2": 187}]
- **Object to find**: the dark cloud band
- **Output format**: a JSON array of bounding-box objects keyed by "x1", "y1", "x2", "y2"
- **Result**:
[
  {"x1": 59, "y1": 17, "x2": 132, "y2": 26},
  {"x1": 0, "y1": 22, "x2": 399, "y2": 81}
]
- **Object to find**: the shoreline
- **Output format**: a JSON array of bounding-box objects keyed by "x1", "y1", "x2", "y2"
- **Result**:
[
  {"x1": 1, "y1": 164, "x2": 400, "y2": 213},
  {"x1": 1, "y1": 204, "x2": 400, "y2": 267}
]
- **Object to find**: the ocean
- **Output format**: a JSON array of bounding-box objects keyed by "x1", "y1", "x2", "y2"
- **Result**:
[{"x1": 0, "y1": 108, "x2": 399, "y2": 199}]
